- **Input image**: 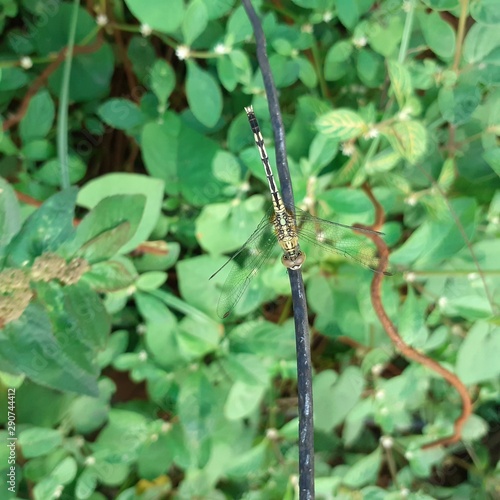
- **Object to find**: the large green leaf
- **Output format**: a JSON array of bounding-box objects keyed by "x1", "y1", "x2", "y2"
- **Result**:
[
  {"x1": 72, "y1": 194, "x2": 146, "y2": 262},
  {"x1": 0, "y1": 302, "x2": 99, "y2": 396},
  {"x1": 6, "y1": 188, "x2": 77, "y2": 266},
  {"x1": 77, "y1": 173, "x2": 165, "y2": 253}
]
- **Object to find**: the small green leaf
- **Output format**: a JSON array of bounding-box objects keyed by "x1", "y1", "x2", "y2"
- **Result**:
[
  {"x1": 470, "y1": 0, "x2": 500, "y2": 25},
  {"x1": 6, "y1": 188, "x2": 77, "y2": 266},
  {"x1": 483, "y1": 148, "x2": 500, "y2": 175},
  {"x1": 141, "y1": 116, "x2": 180, "y2": 195},
  {"x1": 418, "y1": 11, "x2": 456, "y2": 59},
  {"x1": 97, "y1": 98, "x2": 144, "y2": 130},
  {"x1": 387, "y1": 60, "x2": 413, "y2": 109},
  {"x1": 186, "y1": 61, "x2": 223, "y2": 128},
  {"x1": 314, "y1": 368, "x2": 364, "y2": 432},
  {"x1": 337, "y1": 0, "x2": 359, "y2": 29},
  {"x1": 19, "y1": 89, "x2": 55, "y2": 143},
  {"x1": 399, "y1": 287, "x2": 429, "y2": 347},
  {"x1": 384, "y1": 121, "x2": 428, "y2": 164},
  {"x1": 51, "y1": 456, "x2": 77, "y2": 485},
  {"x1": 316, "y1": 109, "x2": 367, "y2": 141},
  {"x1": 225, "y1": 381, "x2": 266, "y2": 420},
  {"x1": 456, "y1": 322, "x2": 500, "y2": 384},
  {"x1": 0, "y1": 177, "x2": 21, "y2": 249},
  {"x1": 182, "y1": 0, "x2": 208, "y2": 45},
  {"x1": 324, "y1": 40, "x2": 353, "y2": 81},
  {"x1": 19, "y1": 427, "x2": 62, "y2": 458},
  {"x1": 34, "y1": 155, "x2": 86, "y2": 186},
  {"x1": 342, "y1": 448, "x2": 382, "y2": 488},
  {"x1": 150, "y1": 60, "x2": 175, "y2": 108},
  {"x1": 124, "y1": 0, "x2": 184, "y2": 33},
  {"x1": 136, "y1": 271, "x2": 167, "y2": 291},
  {"x1": 463, "y1": 24, "x2": 500, "y2": 63},
  {"x1": 21, "y1": 139, "x2": 55, "y2": 161}
]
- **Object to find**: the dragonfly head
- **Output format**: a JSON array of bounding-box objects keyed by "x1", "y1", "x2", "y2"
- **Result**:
[{"x1": 282, "y1": 251, "x2": 306, "y2": 270}]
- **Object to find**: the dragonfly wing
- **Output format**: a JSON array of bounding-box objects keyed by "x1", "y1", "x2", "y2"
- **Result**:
[
  {"x1": 295, "y1": 207, "x2": 392, "y2": 275},
  {"x1": 216, "y1": 224, "x2": 278, "y2": 318}
]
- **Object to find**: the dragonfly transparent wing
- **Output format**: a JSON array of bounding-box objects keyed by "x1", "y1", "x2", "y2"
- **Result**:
[
  {"x1": 211, "y1": 212, "x2": 277, "y2": 318},
  {"x1": 295, "y1": 207, "x2": 392, "y2": 275}
]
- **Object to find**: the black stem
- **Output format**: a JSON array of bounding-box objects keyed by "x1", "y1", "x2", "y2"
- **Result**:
[{"x1": 241, "y1": 1, "x2": 315, "y2": 498}]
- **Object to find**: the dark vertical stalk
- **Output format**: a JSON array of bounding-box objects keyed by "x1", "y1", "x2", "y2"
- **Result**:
[{"x1": 241, "y1": 1, "x2": 315, "y2": 498}]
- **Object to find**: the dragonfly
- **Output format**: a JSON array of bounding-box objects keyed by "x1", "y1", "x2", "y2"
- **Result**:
[{"x1": 210, "y1": 105, "x2": 391, "y2": 318}]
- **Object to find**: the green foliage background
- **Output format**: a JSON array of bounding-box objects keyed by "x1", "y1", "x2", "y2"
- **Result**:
[{"x1": 0, "y1": 0, "x2": 499, "y2": 498}]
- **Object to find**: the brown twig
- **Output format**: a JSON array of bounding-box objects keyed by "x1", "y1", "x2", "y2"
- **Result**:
[{"x1": 359, "y1": 184, "x2": 472, "y2": 449}]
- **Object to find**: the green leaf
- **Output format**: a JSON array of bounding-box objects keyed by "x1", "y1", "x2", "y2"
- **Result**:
[
  {"x1": 83, "y1": 259, "x2": 137, "y2": 292},
  {"x1": 19, "y1": 89, "x2": 55, "y2": 143},
  {"x1": 217, "y1": 54, "x2": 238, "y2": 91},
  {"x1": 324, "y1": 40, "x2": 352, "y2": 81},
  {"x1": 51, "y1": 456, "x2": 77, "y2": 484},
  {"x1": 383, "y1": 121, "x2": 427, "y2": 164},
  {"x1": 463, "y1": 24, "x2": 500, "y2": 63},
  {"x1": 72, "y1": 194, "x2": 147, "y2": 262},
  {"x1": 6, "y1": 188, "x2": 77, "y2": 266},
  {"x1": 186, "y1": 61, "x2": 223, "y2": 128},
  {"x1": 33, "y1": 4, "x2": 114, "y2": 102},
  {"x1": 225, "y1": 381, "x2": 266, "y2": 420},
  {"x1": 387, "y1": 60, "x2": 413, "y2": 109},
  {"x1": 21, "y1": 139, "x2": 55, "y2": 161},
  {"x1": 136, "y1": 271, "x2": 167, "y2": 291},
  {"x1": 141, "y1": 116, "x2": 180, "y2": 195},
  {"x1": 308, "y1": 133, "x2": 339, "y2": 171},
  {"x1": 418, "y1": 11, "x2": 456, "y2": 59},
  {"x1": 19, "y1": 427, "x2": 62, "y2": 458},
  {"x1": 77, "y1": 173, "x2": 165, "y2": 253},
  {"x1": 316, "y1": 109, "x2": 367, "y2": 141},
  {"x1": 0, "y1": 177, "x2": 21, "y2": 249},
  {"x1": 367, "y1": 15, "x2": 404, "y2": 57},
  {"x1": 34, "y1": 155, "x2": 86, "y2": 187},
  {"x1": 0, "y1": 303, "x2": 99, "y2": 395},
  {"x1": 398, "y1": 287, "x2": 429, "y2": 347},
  {"x1": 456, "y1": 322, "x2": 500, "y2": 384},
  {"x1": 0, "y1": 67, "x2": 28, "y2": 91},
  {"x1": 135, "y1": 292, "x2": 183, "y2": 368},
  {"x1": 150, "y1": 60, "x2": 175, "y2": 108},
  {"x1": 470, "y1": 0, "x2": 500, "y2": 24},
  {"x1": 357, "y1": 48, "x2": 385, "y2": 87},
  {"x1": 337, "y1": 0, "x2": 359, "y2": 29},
  {"x1": 314, "y1": 367, "x2": 364, "y2": 432},
  {"x1": 124, "y1": 0, "x2": 184, "y2": 34},
  {"x1": 196, "y1": 196, "x2": 266, "y2": 254},
  {"x1": 97, "y1": 98, "x2": 144, "y2": 130},
  {"x1": 75, "y1": 468, "x2": 97, "y2": 499},
  {"x1": 483, "y1": 148, "x2": 500, "y2": 175},
  {"x1": 182, "y1": 0, "x2": 208, "y2": 45},
  {"x1": 343, "y1": 448, "x2": 382, "y2": 488},
  {"x1": 391, "y1": 198, "x2": 477, "y2": 268}
]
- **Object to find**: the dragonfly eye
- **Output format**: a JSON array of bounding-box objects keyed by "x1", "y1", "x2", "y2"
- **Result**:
[{"x1": 282, "y1": 252, "x2": 306, "y2": 270}]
